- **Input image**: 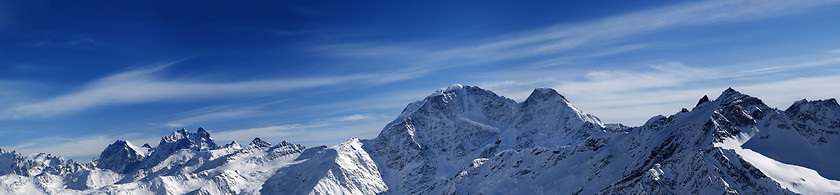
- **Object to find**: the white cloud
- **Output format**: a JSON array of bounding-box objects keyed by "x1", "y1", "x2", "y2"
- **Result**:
[
  {"x1": 474, "y1": 55, "x2": 840, "y2": 126},
  {"x1": 570, "y1": 73, "x2": 840, "y2": 126},
  {"x1": 331, "y1": 114, "x2": 372, "y2": 122},
  {"x1": 0, "y1": 80, "x2": 40, "y2": 107},
  {"x1": 161, "y1": 100, "x2": 287, "y2": 127},
  {"x1": 286, "y1": 87, "x2": 434, "y2": 116},
  {"x1": 734, "y1": 76, "x2": 840, "y2": 109},
  {"x1": 0, "y1": 64, "x2": 425, "y2": 119},
  {"x1": 733, "y1": 57, "x2": 840, "y2": 77},
  {"x1": 318, "y1": 0, "x2": 838, "y2": 67},
  {"x1": 830, "y1": 48, "x2": 840, "y2": 53},
  {"x1": 560, "y1": 62, "x2": 714, "y2": 95},
  {"x1": 527, "y1": 44, "x2": 653, "y2": 69}
]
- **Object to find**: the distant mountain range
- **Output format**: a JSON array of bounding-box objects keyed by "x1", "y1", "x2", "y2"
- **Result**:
[{"x1": 1, "y1": 84, "x2": 839, "y2": 194}]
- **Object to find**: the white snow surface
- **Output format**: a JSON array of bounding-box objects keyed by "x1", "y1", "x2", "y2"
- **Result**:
[{"x1": 1, "y1": 85, "x2": 839, "y2": 194}]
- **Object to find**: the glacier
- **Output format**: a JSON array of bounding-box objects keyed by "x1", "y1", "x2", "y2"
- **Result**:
[{"x1": 0, "y1": 85, "x2": 839, "y2": 194}]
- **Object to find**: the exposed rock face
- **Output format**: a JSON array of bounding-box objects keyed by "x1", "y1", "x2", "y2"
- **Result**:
[
  {"x1": 97, "y1": 140, "x2": 146, "y2": 173},
  {"x1": 696, "y1": 95, "x2": 710, "y2": 108}
]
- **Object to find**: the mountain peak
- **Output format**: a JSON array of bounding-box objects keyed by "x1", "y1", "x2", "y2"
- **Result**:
[
  {"x1": 192, "y1": 127, "x2": 212, "y2": 139},
  {"x1": 98, "y1": 140, "x2": 145, "y2": 173},
  {"x1": 533, "y1": 87, "x2": 559, "y2": 94},
  {"x1": 715, "y1": 87, "x2": 764, "y2": 107},
  {"x1": 695, "y1": 95, "x2": 710, "y2": 108},
  {"x1": 157, "y1": 128, "x2": 218, "y2": 152},
  {"x1": 524, "y1": 87, "x2": 567, "y2": 104},
  {"x1": 719, "y1": 87, "x2": 746, "y2": 99},
  {"x1": 790, "y1": 98, "x2": 839, "y2": 107},
  {"x1": 428, "y1": 84, "x2": 465, "y2": 97},
  {"x1": 278, "y1": 140, "x2": 294, "y2": 146},
  {"x1": 163, "y1": 128, "x2": 190, "y2": 142},
  {"x1": 519, "y1": 87, "x2": 604, "y2": 128},
  {"x1": 250, "y1": 137, "x2": 271, "y2": 148},
  {"x1": 786, "y1": 98, "x2": 840, "y2": 117}
]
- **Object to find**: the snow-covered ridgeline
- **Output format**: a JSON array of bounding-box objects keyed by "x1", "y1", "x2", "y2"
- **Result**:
[{"x1": 0, "y1": 85, "x2": 839, "y2": 194}]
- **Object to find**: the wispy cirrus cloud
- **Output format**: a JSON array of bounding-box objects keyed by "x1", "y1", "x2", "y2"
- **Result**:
[
  {"x1": 525, "y1": 43, "x2": 653, "y2": 69},
  {"x1": 0, "y1": 63, "x2": 426, "y2": 119},
  {"x1": 317, "y1": 0, "x2": 839, "y2": 68},
  {"x1": 331, "y1": 114, "x2": 372, "y2": 122},
  {"x1": 0, "y1": 80, "x2": 41, "y2": 105},
  {"x1": 476, "y1": 55, "x2": 840, "y2": 126},
  {"x1": 160, "y1": 100, "x2": 287, "y2": 128}
]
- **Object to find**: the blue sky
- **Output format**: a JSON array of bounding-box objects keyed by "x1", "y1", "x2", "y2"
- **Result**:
[{"x1": 1, "y1": 0, "x2": 840, "y2": 160}]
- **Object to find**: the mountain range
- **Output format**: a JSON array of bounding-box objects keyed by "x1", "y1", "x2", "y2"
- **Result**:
[{"x1": 1, "y1": 84, "x2": 839, "y2": 194}]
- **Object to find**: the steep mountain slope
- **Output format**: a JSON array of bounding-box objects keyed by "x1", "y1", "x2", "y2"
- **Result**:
[
  {"x1": 0, "y1": 85, "x2": 838, "y2": 194},
  {"x1": 428, "y1": 88, "x2": 839, "y2": 194},
  {"x1": 742, "y1": 98, "x2": 840, "y2": 180}
]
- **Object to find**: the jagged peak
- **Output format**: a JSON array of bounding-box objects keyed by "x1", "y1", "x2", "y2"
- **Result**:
[
  {"x1": 277, "y1": 140, "x2": 294, "y2": 146},
  {"x1": 790, "y1": 98, "x2": 839, "y2": 106},
  {"x1": 695, "y1": 95, "x2": 710, "y2": 108},
  {"x1": 111, "y1": 140, "x2": 129, "y2": 145},
  {"x1": 102, "y1": 140, "x2": 137, "y2": 152},
  {"x1": 270, "y1": 140, "x2": 303, "y2": 152},
  {"x1": 157, "y1": 127, "x2": 218, "y2": 151},
  {"x1": 98, "y1": 140, "x2": 145, "y2": 173},
  {"x1": 718, "y1": 87, "x2": 747, "y2": 100},
  {"x1": 221, "y1": 141, "x2": 241, "y2": 149},
  {"x1": 791, "y1": 98, "x2": 809, "y2": 106},
  {"x1": 163, "y1": 128, "x2": 190, "y2": 142},
  {"x1": 141, "y1": 143, "x2": 151, "y2": 148},
  {"x1": 191, "y1": 127, "x2": 213, "y2": 141},
  {"x1": 715, "y1": 87, "x2": 764, "y2": 107},
  {"x1": 420, "y1": 84, "x2": 512, "y2": 104},
  {"x1": 250, "y1": 137, "x2": 271, "y2": 148},
  {"x1": 161, "y1": 127, "x2": 212, "y2": 140},
  {"x1": 786, "y1": 98, "x2": 840, "y2": 113},
  {"x1": 101, "y1": 140, "x2": 137, "y2": 156}
]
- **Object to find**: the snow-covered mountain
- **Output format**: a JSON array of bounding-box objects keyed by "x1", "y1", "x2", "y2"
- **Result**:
[{"x1": 1, "y1": 85, "x2": 839, "y2": 194}]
